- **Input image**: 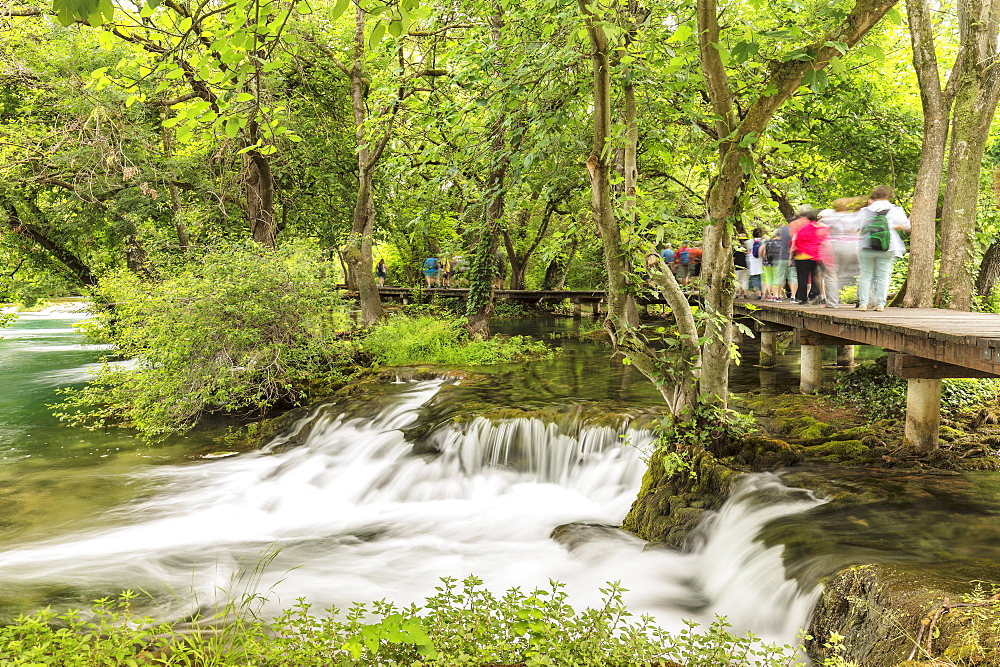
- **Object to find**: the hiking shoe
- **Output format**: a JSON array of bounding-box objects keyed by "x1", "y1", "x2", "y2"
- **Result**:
[
  {"x1": 874, "y1": 305, "x2": 884, "y2": 311},
  {"x1": 858, "y1": 305, "x2": 868, "y2": 311}
]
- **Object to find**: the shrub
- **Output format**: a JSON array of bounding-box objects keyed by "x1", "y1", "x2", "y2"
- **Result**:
[
  {"x1": 52, "y1": 242, "x2": 358, "y2": 440},
  {"x1": 360, "y1": 314, "x2": 555, "y2": 366}
]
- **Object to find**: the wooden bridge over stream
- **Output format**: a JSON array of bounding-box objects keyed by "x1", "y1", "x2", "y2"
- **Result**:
[
  {"x1": 734, "y1": 300, "x2": 1000, "y2": 451},
  {"x1": 372, "y1": 286, "x2": 1000, "y2": 451}
]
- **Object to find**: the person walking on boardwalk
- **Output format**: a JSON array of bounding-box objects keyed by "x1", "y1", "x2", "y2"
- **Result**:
[
  {"x1": 759, "y1": 229, "x2": 785, "y2": 301},
  {"x1": 375, "y1": 259, "x2": 387, "y2": 287},
  {"x1": 818, "y1": 199, "x2": 862, "y2": 308},
  {"x1": 857, "y1": 185, "x2": 910, "y2": 312},
  {"x1": 744, "y1": 229, "x2": 765, "y2": 299},
  {"x1": 422, "y1": 256, "x2": 440, "y2": 288},
  {"x1": 791, "y1": 208, "x2": 829, "y2": 305}
]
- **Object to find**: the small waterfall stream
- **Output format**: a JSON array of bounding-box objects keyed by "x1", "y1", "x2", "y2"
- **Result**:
[{"x1": 0, "y1": 379, "x2": 824, "y2": 645}]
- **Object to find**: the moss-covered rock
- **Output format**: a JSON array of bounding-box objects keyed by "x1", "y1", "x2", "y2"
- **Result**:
[
  {"x1": 808, "y1": 561, "x2": 1000, "y2": 667},
  {"x1": 621, "y1": 449, "x2": 737, "y2": 549},
  {"x1": 806, "y1": 439, "x2": 867, "y2": 461},
  {"x1": 771, "y1": 414, "x2": 837, "y2": 440}
]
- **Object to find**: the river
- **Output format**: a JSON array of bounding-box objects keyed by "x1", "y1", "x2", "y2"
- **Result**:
[{"x1": 2, "y1": 305, "x2": 999, "y2": 654}]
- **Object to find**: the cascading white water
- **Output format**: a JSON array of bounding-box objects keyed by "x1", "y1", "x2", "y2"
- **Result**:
[{"x1": 0, "y1": 380, "x2": 823, "y2": 645}]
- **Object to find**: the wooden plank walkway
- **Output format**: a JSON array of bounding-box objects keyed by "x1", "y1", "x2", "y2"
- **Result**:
[{"x1": 734, "y1": 300, "x2": 1000, "y2": 375}]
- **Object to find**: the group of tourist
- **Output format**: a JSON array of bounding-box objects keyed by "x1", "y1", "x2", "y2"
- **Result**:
[
  {"x1": 735, "y1": 185, "x2": 910, "y2": 310},
  {"x1": 375, "y1": 255, "x2": 474, "y2": 288},
  {"x1": 658, "y1": 241, "x2": 704, "y2": 285}
]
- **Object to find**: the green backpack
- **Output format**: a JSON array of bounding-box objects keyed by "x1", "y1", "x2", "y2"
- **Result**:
[{"x1": 862, "y1": 210, "x2": 891, "y2": 251}]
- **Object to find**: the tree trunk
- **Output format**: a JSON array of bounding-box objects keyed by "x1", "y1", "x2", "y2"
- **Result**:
[
  {"x1": 977, "y1": 238, "x2": 1000, "y2": 300},
  {"x1": 168, "y1": 182, "x2": 191, "y2": 249},
  {"x1": 344, "y1": 5, "x2": 384, "y2": 325},
  {"x1": 466, "y1": 11, "x2": 509, "y2": 335},
  {"x1": 902, "y1": 0, "x2": 952, "y2": 308},
  {"x1": 244, "y1": 121, "x2": 276, "y2": 248},
  {"x1": 579, "y1": 7, "x2": 637, "y2": 330},
  {"x1": 1, "y1": 200, "x2": 97, "y2": 287},
  {"x1": 935, "y1": 0, "x2": 1000, "y2": 310}
]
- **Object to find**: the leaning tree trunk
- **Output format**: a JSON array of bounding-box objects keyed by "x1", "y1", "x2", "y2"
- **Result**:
[{"x1": 1, "y1": 200, "x2": 97, "y2": 287}]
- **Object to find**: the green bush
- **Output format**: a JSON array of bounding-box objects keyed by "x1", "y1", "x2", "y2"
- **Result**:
[
  {"x1": 0, "y1": 578, "x2": 806, "y2": 666},
  {"x1": 360, "y1": 314, "x2": 555, "y2": 366},
  {"x1": 835, "y1": 356, "x2": 1000, "y2": 421},
  {"x1": 52, "y1": 242, "x2": 358, "y2": 440}
]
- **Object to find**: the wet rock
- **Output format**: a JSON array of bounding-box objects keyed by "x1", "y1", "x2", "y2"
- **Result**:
[
  {"x1": 808, "y1": 560, "x2": 1000, "y2": 667},
  {"x1": 550, "y1": 523, "x2": 636, "y2": 551}
]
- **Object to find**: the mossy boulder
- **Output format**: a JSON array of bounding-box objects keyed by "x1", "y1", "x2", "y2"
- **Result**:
[
  {"x1": 808, "y1": 561, "x2": 1000, "y2": 666},
  {"x1": 806, "y1": 439, "x2": 867, "y2": 461},
  {"x1": 622, "y1": 449, "x2": 736, "y2": 549},
  {"x1": 771, "y1": 414, "x2": 837, "y2": 441},
  {"x1": 622, "y1": 436, "x2": 801, "y2": 549}
]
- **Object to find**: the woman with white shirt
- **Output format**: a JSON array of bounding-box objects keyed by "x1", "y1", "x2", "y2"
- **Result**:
[{"x1": 856, "y1": 185, "x2": 911, "y2": 312}]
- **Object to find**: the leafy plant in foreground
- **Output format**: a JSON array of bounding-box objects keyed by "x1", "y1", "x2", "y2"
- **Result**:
[{"x1": 0, "y1": 577, "x2": 808, "y2": 666}]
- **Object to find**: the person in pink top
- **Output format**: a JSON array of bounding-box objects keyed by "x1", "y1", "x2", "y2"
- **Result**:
[{"x1": 791, "y1": 208, "x2": 830, "y2": 305}]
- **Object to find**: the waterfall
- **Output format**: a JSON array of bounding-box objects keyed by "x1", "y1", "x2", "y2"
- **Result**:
[{"x1": 0, "y1": 380, "x2": 823, "y2": 646}]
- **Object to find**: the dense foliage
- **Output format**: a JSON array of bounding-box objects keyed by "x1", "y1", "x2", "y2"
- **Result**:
[
  {"x1": 51, "y1": 243, "x2": 356, "y2": 439},
  {"x1": 0, "y1": 578, "x2": 812, "y2": 666}
]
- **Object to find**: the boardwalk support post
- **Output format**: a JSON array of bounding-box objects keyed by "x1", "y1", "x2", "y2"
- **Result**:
[
  {"x1": 592, "y1": 301, "x2": 601, "y2": 317},
  {"x1": 572, "y1": 300, "x2": 581, "y2": 318},
  {"x1": 887, "y1": 353, "x2": 1000, "y2": 451},
  {"x1": 759, "y1": 331, "x2": 777, "y2": 367},
  {"x1": 836, "y1": 345, "x2": 855, "y2": 368},
  {"x1": 904, "y1": 378, "x2": 942, "y2": 452},
  {"x1": 800, "y1": 345, "x2": 823, "y2": 393},
  {"x1": 756, "y1": 324, "x2": 791, "y2": 367},
  {"x1": 795, "y1": 330, "x2": 852, "y2": 394}
]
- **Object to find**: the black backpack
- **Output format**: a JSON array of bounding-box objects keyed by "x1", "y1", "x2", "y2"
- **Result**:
[{"x1": 862, "y1": 210, "x2": 892, "y2": 251}]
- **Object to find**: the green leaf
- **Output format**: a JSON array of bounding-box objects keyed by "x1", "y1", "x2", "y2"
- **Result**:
[
  {"x1": 731, "y1": 40, "x2": 759, "y2": 64},
  {"x1": 234, "y1": 92, "x2": 255, "y2": 102},
  {"x1": 369, "y1": 21, "x2": 386, "y2": 48},
  {"x1": 667, "y1": 23, "x2": 692, "y2": 43},
  {"x1": 387, "y1": 19, "x2": 402, "y2": 38},
  {"x1": 329, "y1": 0, "x2": 350, "y2": 20},
  {"x1": 823, "y1": 40, "x2": 848, "y2": 55},
  {"x1": 295, "y1": 0, "x2": 311, "y2": 13}
]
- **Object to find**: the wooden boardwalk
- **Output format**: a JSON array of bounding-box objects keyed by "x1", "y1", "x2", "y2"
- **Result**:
[
  {"x1": 734, "y1": 301, "x2": 1000, "y2": 376},
  {"x1": 734, "y1": 300, "x2": 1000, "y2": 450}
]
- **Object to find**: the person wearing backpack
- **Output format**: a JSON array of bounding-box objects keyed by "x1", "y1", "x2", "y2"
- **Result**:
[
  {"x1": 856, "y1": 185, "x2": 910, "y2": 312},
  {"x1": 675, "y1": 242, "x2": 692, "y2": 285},
  {"x1": 422, "y1": 256, "x2": 440, "y2": 287}
]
